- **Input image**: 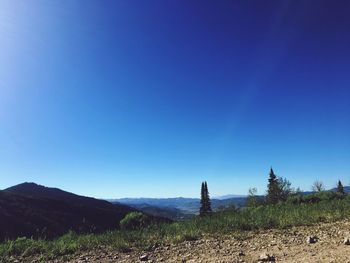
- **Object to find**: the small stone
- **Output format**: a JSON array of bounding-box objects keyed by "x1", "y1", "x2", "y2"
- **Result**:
[
  {"x1": 307, "y1": 236, "x2": 318, "y2": 244},
  {"x1": 238, "y1": 251, "x2": 245, "y2": 256},
  {"x1": 344, "y1": 237, "x2": 350, "y2": 245},
  {"x1": 140, "y1": 254, "x2": 148, "y2": 261},
  {"x1": 259, "y1": 252, "x2": 275, "y2": 262}
]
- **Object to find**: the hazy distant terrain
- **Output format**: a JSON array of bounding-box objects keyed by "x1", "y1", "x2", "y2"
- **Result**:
[
  {"x1": 110, "y1": 196, "x2": 249, "y2": 219},
  {"x1": 111, "y1": 187, "x2": 350, "y2": 219},
  {"x1": 331, "y1": 186, "x2": 350, "y2": 193},
  {"x1": 121, "y1": 203, "x2": 194, "y2": 220}
]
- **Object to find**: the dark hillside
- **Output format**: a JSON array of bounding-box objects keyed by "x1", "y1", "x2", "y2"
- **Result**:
[
  {"x1": 0, "y1": 183, "x2": 136, "y2": 240},
  {"x1": 5, "y1": 182, "x2": 120, "y2": 209}
]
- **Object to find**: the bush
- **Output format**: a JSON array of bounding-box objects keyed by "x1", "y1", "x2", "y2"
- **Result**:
[
  {"x1": 286, "y1": 194, "x2": 303, "y2": 205},
  {"x1": 287, "y1": 191, "x2": 345, "y2": 205},
  {"x1": 305, "y1": 192, "x2": 344, "y2": 203},
  {"x1": 119, "y1": 212, "x2": 151, "y2": 230}
]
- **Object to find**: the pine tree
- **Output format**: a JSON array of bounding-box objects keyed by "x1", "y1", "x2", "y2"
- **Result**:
[
  {"x1": 199, "y1": 181, "x2": 212, "y2": 216},
  {"x1": 204, "y1": 181, "x2": 212, "y2": 213},
  {"x1": 266, "y1": 168, "x2": 280, "y2": 204},
  {"x1": 199, "y1": 182, "x2": 206, "y2": 216},
  {"x1": 337, "y1": 180, "x2": 345, "y2": 195}
]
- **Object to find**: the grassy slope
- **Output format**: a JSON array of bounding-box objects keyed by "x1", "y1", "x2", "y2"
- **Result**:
[{"x1": 2, "y1": 195, "x2": 350, "y2": 261}]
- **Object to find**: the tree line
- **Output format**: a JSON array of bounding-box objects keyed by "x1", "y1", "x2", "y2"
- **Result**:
[{"x1": 199, "y1": 168, "x2": 348, "y2": 215}]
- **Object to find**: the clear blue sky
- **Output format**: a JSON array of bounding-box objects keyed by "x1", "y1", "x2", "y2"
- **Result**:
[{"x1": 1, "y1": 1, "x2": 350, "y2": 198}]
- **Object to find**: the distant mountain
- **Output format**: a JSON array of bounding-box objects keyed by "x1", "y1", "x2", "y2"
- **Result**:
[
  {"x1": 114, "y1": 187, "x2": 350, "y2": 216},
  {"x1": 330, "y1": 186, "x2": 350, "y2": 193},
  {"x1": 0, "y1": 183, "x2": 138, "y2": 240},
  {"x1": 213, "y1": 194, "x2": 247, "y2": 200}
]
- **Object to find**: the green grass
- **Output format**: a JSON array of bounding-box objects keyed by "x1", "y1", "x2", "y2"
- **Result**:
[{"x1": 2, "y1": 195, "x2": 350, "y2": 261}]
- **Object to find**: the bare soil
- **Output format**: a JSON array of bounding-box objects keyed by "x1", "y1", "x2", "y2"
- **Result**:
[{"x1": 20, "y1": 219, "x2": 350, "y2": 262}]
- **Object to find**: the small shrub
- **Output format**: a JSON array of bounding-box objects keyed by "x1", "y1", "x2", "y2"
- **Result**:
[
  {"x1": 286, "y1": 194, "x2": 303, "y2": 205},
  {"x1": 120, "y1": 212, "x2": 151, "y2": 230},
  {"x1": 303, "y1": 195, "x2": 321, "y2": 204}
]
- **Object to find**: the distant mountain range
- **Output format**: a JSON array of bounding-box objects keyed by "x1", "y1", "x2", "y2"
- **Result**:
[
  {"x1": 112, "y1": 187, "x2": 350, "y2": 219},
  {"x1": 212, "y1": 194, "x2": 247, "y2": 200},
  {"x1": 330, "y1": 186, "x2": 350, "y2": 193},
  {"x1": 0, "y1": 183, "x2": 154, "y2": 240}
]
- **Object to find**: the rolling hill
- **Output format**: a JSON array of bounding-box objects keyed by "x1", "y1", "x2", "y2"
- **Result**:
[{"x1": 0, "y1": 183, "x2": 137, "y2": 240}]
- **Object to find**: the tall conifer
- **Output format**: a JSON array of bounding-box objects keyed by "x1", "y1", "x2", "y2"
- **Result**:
[
  {"x1": 199, "y1": 181, "x2": 212, "y2": 216},
  {"x1": 337, "y1": 180, "x2": 345, "y2": 195},
  {"x1": 267, "y1": 168, "x2": 280, "y2": 204},
  {"x1": 200, "y1": 182, "x2": 206, "y2": 215},
  {"x1": 204, "y1": 181, "x2": 212, "y2": 213}
]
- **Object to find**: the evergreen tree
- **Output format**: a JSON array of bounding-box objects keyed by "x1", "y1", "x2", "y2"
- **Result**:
[
  {"x1": 266, "y1": 168, "x2": 280, "y2": 204},
  {"x1": 199, "y1": 181, "x2": 212, "y2": 216},
  {"x1": 204, "y1": 181, "x2": 212, "y2": 213},
  {"x1": 200, "y1": 182, "x2": 206, "y2": 216},
  {"x1": 337, "y1": 180, "x2": 345, "y2": 195}
]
